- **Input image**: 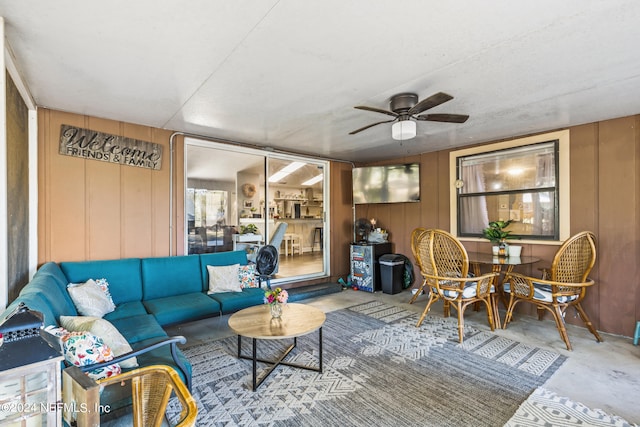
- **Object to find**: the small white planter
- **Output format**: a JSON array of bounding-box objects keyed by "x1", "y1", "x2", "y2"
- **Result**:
[{"x1": 508, "y1": 245, "x2": 522, "y2": 257}]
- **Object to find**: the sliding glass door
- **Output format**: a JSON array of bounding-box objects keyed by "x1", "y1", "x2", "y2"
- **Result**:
[{"x1": 185, "y1": 138, "x2": 328, "y2": 283}]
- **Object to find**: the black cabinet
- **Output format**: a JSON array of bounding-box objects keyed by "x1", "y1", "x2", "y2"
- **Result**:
[{"x1": 350, "y1": 242, "x2": 392, "y2": 292}]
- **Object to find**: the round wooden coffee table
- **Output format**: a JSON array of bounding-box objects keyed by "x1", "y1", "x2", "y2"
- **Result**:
[{"x1": 228, "y1": 303, "x2": 326, "y2": 391}]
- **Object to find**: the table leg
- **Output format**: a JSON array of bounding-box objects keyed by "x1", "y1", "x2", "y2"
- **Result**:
[
  {"x1": 252, "y1": 338, "x2": 258, "y2": 391},
  {"x1": 491, "y1": 264, "x2": 503, "y2": 329},
  {"x1": 319, "y1": 327, "x2": 323, "y2": 373},
  {"x1": 236, "y1": 328, "x2": 323, "y2": 391}
]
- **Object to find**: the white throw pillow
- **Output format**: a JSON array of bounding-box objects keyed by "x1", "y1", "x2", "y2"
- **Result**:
[
  {"x1": 60, "y1": 316, "x2": 138, "y2": 369},
  {"x1": 207, "y1": 264, "x2": 242, "y2": 294},
  {"x1": 67, "y1": 279, "x2": 116, "y2": 317}
]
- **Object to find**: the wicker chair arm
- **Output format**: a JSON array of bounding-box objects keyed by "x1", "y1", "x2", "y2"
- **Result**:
[
  {"x1": 425, "y1": 272, "x2": 498, "y2": 298},
  {"x1": 78, "y1": 335, "x2": 191, "y2": 390},
  {"x1": 505, "y1": 272, "x2": 595, "y2": 288},
  {"x1": 97, "y1": 364, "x2": 197, "y2": 427},
  {"x1": 425, "y1": 272, "x2": 498, "y2": 284}
]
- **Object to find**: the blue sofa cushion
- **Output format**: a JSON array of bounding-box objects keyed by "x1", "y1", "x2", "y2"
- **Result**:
[
  {"x1": 199, "y1": 251, "x2": 248, "y2": 292},
  {"x1": 209, "y1": 288, "x2": 265, "y2": 314},
  {"x1": 19, "y1": 274, "x2": 78, "y2": 321},
  {"x1": 60, "y1": 258, "x2": 143, "y2": 304},
  {"x1": 143, "y1": 293, "x2": 221, "y2": 326},
  {"x1": 103, "y1": 301, "x2": 148, "y2": 322},
  {"x1": 108, "y1": 314, "x2": 167, "y2": 344},
  {"x1": 36, "y1": 262, "x2": 73, "y2": 294},
  {"x1": 3, "y1": 293, "x2": 59, "y2": 327},
  {"x1": 141, "y1": 255, "x2": 202, "y2": 300}
]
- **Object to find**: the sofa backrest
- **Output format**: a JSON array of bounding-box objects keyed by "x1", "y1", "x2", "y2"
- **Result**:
[
  {"x1": 1, "y1": 262, "x2": 76, "y2": 327},
  {"x1": 33, "y1": 262, "x2": 78, "y2": 316},
  {"x1": 141, "y1": 255, "x2": 203, "y2": 300},
  {"x1": 199, "y1": 250, "x2": 248, "y2": 291},
  {"x1": 2, "y1": 292, "x2": 59, "y2": 327},
  {"x1": 60, "y1": 258, "x2": 143, "y2": 304}
]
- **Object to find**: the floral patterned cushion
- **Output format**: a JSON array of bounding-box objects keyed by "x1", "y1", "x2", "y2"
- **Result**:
[
  {"x1": 45, "y1": 326, "x2": 121, "y2": 380},
  {"x1": 60, "y1": 315, "x2": 138, "y2": 368},
  {"x1": 67, "y1": 278, "x2": 116, "y2": 317},
  {"x1": 238, "y1": 264, "x2": 258, "y2": 288}
]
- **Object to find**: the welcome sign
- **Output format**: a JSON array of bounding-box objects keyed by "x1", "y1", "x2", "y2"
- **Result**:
[{"x1": 59, "y1": 124, "x2": 163, "y2": 170}]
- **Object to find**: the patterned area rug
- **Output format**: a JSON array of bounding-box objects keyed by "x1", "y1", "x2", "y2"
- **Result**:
[
  {"x1": 167, "y1": 301, "x2": 566, "y2": 426},
  {"x1": 506, "y1": 387, "x2": 638, "y2": 427}
]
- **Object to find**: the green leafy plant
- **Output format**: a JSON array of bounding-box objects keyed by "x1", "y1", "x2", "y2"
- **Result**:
[
  {"x1": 482, "y1": 220, "x2": 517, "y2": 245},
  {"x1": 240, "y1": 224, "x2": 259, "y2": 234}
]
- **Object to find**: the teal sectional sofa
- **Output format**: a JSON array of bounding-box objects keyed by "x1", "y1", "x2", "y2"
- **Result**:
[{"x1": 0, "y1": 250, "x2": 269, "y2": 391}]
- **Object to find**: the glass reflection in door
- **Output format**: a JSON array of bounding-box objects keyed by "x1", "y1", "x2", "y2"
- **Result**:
[
  {"x1": 185, "y1": 140, "x2": 327, "y2": 282},
  {"x1": 267, "y1": 157, "x2": 325, "y2": 278}
]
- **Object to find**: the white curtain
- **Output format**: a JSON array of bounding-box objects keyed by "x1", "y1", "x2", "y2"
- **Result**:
[
  {"x1": 533, "y1": 153, "x2": 555, "y2": 235},
  {"x1": 460, "y1": 164, "x2": 489, "y2": 234}
]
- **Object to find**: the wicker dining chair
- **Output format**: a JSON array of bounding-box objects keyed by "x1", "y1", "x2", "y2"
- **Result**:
[
  {"x1": 97, "y1": 365, "x2": 197, "y2": 427},
  {"x1": 415, "y1": 229, "x2": 498, "y2": 343},
  {"x1": 408, "y1": 227, "x2": 428, "y2": 304},
  {"x1": 502, "y1": 231, "x2": 602, "y2": 350}
]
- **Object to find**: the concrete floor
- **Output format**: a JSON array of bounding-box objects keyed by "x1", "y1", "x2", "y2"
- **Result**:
[{"x1": 165, "y1": 289, "x2": 640, "y2": 424}]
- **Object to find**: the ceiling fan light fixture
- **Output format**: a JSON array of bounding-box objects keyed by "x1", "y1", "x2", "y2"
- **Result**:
[{"x1": 392, "y1": 120, "x2": 416, "y2": 140}]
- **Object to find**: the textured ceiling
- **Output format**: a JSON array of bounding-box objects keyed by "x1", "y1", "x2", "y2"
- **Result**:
[{"x1": 2, "y1": 1, "x2": 640, "y2": 163}]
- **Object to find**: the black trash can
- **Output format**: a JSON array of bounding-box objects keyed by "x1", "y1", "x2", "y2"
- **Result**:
[{"x1": 379, "y1": 254, "x2": 405, "y2": 295}]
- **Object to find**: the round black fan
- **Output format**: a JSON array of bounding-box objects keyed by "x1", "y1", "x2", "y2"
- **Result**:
[
  {"x1": 255, "y1": 245, "x2": 279, "y2": 289},
  {"x1": 354, "y1": 218, "x2": 373, "y2": 243}
]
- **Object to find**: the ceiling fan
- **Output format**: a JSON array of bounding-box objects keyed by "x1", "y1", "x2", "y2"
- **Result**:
[{"x1": 349, "y1": 92, "x2": 469, "y2": 140}]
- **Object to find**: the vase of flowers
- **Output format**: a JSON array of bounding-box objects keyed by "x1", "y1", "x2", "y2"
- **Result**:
[{"x1": 264, "y1": 287, "x2": 288, "y2": 319}]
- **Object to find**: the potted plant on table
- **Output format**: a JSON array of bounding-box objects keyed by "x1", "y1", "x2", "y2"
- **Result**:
[
  {"x1": 482, "y1": 220, "x2": 518, "y2": 256},
  {"x1": 240, "y1": 224, "x2": 259, "y2": 235}
]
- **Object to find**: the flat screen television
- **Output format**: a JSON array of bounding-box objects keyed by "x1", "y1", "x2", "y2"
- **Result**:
[{"x1": 352, "y1": 163, "x2": 420, "y2": 204}]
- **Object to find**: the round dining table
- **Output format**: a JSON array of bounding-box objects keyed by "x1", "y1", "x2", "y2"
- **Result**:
[{"x1": 466, "y1": 252, "x2": 540, "y2": 328}]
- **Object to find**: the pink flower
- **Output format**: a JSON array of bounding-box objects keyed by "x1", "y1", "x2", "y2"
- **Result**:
[
  {"x1": 264, "y1": 287, "x2": 288, "y2": 305},
  {"x1": 277, "y1": 290, "x2": 288, "y2": 303}
]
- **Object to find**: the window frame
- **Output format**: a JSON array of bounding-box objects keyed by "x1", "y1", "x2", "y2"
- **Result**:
[{"x1": 449, "y1": 130, "x2": 570, "y2": 244}]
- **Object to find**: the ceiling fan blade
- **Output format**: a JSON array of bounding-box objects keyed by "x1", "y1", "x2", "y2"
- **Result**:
[
  {"x1": 408, "y1": 92, "x2": 453, "y2": 115},
  {"x1": 349, "y1": 119, "x2": 396, "y2": 135},
  {"x1": 416, "y1": 113, "x2": 469, "y2": 123},
  {"x1": 354, "y1": 106, "x2": 398, "y2": 118}
]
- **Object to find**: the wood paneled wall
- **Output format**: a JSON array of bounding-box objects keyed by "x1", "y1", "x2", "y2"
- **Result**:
[
  {"x1": 356, "y1": 115, "x2": 640, "y2": 338},
  {"x1": 38, "y1": 109, "x2": 175, "y2": 262}
]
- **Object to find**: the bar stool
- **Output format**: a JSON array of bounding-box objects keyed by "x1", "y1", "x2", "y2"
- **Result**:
[
  {"x1": 290, "y1": 234, "x2": 302, "y2": 256},
  {"x1": 312, "y1": 227, "x2": 323, "y2": 252},
  {"x1": 283, "y1": 233, "x2": 302, "y2": 256}
]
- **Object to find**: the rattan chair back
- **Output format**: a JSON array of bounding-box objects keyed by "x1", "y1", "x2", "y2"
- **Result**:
[
  {"x1": 430, "y1": 229, "x2": 469, "y2": 278},
  {"x1": 408, "y1": 227, "x2": 429, "y2": 304},
  {"x1": 410, "y1": 227, "x2": 428, "y2": 271},
  {"x1": 551, "y1": 231, "x2": 596, "y2": 285}
]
